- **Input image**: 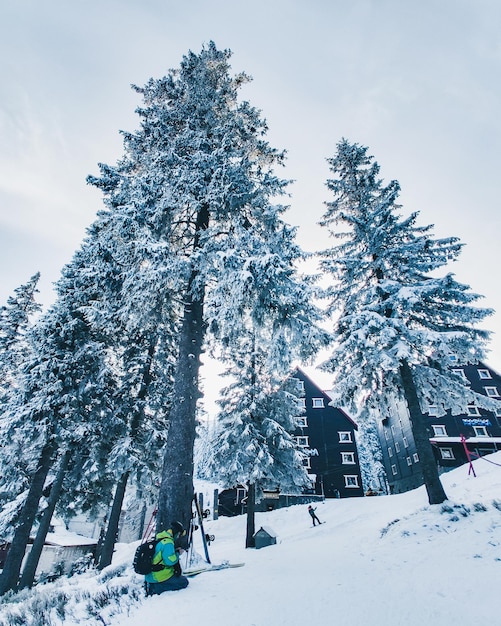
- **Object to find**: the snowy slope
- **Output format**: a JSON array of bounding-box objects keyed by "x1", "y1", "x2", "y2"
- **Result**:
[{"x1": 2, "y1": 453, "x2": 501, "y2": 626}]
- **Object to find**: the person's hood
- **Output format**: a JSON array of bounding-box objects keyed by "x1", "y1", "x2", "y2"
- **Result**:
[{"x1": 156, "y1": 530, "x2": 173, "y2": 540}]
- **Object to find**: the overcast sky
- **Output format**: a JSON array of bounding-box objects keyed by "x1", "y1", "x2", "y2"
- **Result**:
[{"x1": 1, "y1": 0, "x2": 501, "y2": 383}]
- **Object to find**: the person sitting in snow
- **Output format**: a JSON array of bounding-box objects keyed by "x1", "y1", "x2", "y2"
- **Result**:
[
  {"x1": 145, "y1": 521, "x2": 189, "y2": 596},
  {"x1": 307, "y1": 504, "x2": 322, "y2": 526}
]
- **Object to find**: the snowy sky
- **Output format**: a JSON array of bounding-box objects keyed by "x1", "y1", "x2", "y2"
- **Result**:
[{"x1": 1, "y1": 0, "x2": 501, "y2": 381}]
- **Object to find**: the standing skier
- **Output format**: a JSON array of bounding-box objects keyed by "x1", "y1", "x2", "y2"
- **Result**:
[{"x1": 308, "y1": 505, "x2": 322, "y2": 526}]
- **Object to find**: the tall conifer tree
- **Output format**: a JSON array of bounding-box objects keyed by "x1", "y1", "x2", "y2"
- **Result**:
[
  {"x1": 88, "y1": 42, "x2": 327, "y2": 531},
  {"x1": 0, "y1": 274, "x2": 41, "y2": 406},
  {"x1": 318, "y1": 139, "x2": 493, "y2": 505}
]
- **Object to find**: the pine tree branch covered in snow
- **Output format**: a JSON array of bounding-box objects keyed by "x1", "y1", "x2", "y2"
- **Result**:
[{"x1": 318, "y1": 139, "x2": 493, "y2": 504}]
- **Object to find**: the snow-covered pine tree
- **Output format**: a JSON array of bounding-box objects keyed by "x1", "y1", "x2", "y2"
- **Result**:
[
  {"x1": 0, "y1": 276, "x2": 42, "y2": 537},
  {"x1": 318, "y1": 139, "x2": 493, "y2": 505},
  {"x1": 0, "y1": 288, "x2": 112, "y2": 594},
  {"x1": 0, "y1": 273, "x2": 41, "y2": 406},
  {"x1": 88, "y1": 42, "x2": 327, "y2": 532},
  {"x1": 355, "y1": 411, "x2": 387, "y2": 493},
  {"x1": 46, "y1": 201, "x2": 177, "y2": 571},
  {"x1": 207, "y1": 333, "x2": 311, "y2": 547},
  {"x1": 203, "y1": 215, "x2": 327, "y2": 546}
]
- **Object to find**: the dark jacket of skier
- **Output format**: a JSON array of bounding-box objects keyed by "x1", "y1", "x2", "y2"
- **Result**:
[{"x1": 308, "y1": 504, "x2": 322, "y2": 526}]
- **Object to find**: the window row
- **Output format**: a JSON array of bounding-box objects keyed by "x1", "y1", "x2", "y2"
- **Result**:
[
  {"x1": 387, "y1": 436, "x2": 410, "y2": 456},
  {"x1": 391, "y1": 453, "x2": 419, "y2": 474},
  {"x1": 428, "y1": 400, "x2": 501, "y2": 417},
  {"x1": 296, "y1": 397, "x2": 326, "y2": 409},
  {"x1": 432, "y1": 424, "x2": 489, "y2": 438},
  {"x1": 447, "y1": 359, "x2": 493, "y2": 381},
  {"x1": 295, "y1": 432, "x2": 353, "y2": 448}
]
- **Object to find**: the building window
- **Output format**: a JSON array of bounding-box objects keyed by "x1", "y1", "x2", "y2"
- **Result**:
[
  {"x1": 296, "y1": 416, "x2": 307, "y2": 428},
  {"x1": 432, "y1": 425, "x2": 447, "y2": 437},
  {"x1": 297, "y1": 398, "x2": 306, "y2": 409},
  {"x1": 413, "y1": 453, "x2": 419, "y2": 463},
  {"x1": 452, "y1": 368, "x2": 468, "y2": 381},
  {"x1": 428, "y1": 405, "x2": 439, "y2": 416},
  {"x1": 473, "y1": 426, "x2": 488, "y2": 437},
  {"x1": 296, "y1": 436, "x2": 309, "y2": 447},
  {"x1": 388, "y1": 447, "x2": 393, "y2": 457},
  {"x1": 296, "y1": 380, "x2": 305, "y2": 392},
  {"x1": 339, "y1": 432, "x2": 352, "y2": 443},
  {"x1": 485, "y1": 387, "x2": 500, "y2": 398},
  {"x1": 440, "y1": 447, "x2": 455, "y2": 460},
  {"x1": 449, "y1": 355, "x2": 458, "y2": 363},
  {"x1": 403, "y1": 437, "x2": 409, "y2": 448},
  {"x1": 395, "y1": 442, "x2": 400, "y2": 453},
  {"x1": 406, "y1": 456, "x2": 412, "y2": 466},
  {"x1": 302, "y1": 457, "x2": 311, "y2": 469},
  {"x1": 478, "y1": 369, "x2": 492, "y2": 380},
  {"x1": 312, "y1": 398, "x2": 324, "y2": 408},
  {"x1": 341, "y1": 452, "x2": 356, "y2": 464},
  {"x1": 384, "y1": 429, "x2": 390, "y2": 440},
  {"x1": 344, "y1": 475, "x2": 359, "y2": 488},
  {"x1": 391, "y1": 464, "x2": 398, "y2": 475},
  {"x1": 467, "y1": 405, "x2": 481, "y2": 416}
]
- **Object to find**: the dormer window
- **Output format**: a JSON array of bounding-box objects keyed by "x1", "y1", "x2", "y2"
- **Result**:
[
  {"x1": 478, "y1": 369, "x2": 492, "y2": 380},
  {"x1": 432, "y1": 425, "x2": 447, "y2": 437},
  {"x1": 467, "y1": 405, "x2": 481, "y2": 416},
  {"x1": 341, "y1": 452, "x2": 355, "y2": 464},
  {"x1": 473, "y1": 426, "x2": 488, "y2": 437},
  {"x1": 452, "y1": 368, "x2": 468, "y2": 382}
]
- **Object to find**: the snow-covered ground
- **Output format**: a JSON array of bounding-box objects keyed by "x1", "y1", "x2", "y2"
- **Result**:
[{"x1": 2, "y1": 453, "x2": 501, "y2": 626}]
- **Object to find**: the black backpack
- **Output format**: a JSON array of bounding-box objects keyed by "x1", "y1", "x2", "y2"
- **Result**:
[{"x1": 133, "y1": 538, "x2": 165, "y2": 575}]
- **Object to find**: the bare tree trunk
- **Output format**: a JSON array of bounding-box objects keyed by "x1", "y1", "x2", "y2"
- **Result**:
[
  {"x1": 0, "y1": 442, "x2": 55, "y2": 595},
  {"x1": 18, "y1": 450, "x2": 70, "y2": 590},
  {"x1": 400, "y1": 359, "x2": 447, "y2": 504},
  {"x1": 157, "y1": 204, "x2": 209, "y2": 533},
  {"x1": 97, "y1": 471, "x2": 130, "y2": 570},
  {"x1": 245, "y1": 482, "x2": 256, "y2": 548}
]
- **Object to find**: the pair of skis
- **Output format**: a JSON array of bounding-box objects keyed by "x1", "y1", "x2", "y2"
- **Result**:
[
  {"x1": 184, "y1": 561, "x2": 245, "y2": 577},
  {"x1": 183, "y1": 495, "x2": 244, "y2": 577}
]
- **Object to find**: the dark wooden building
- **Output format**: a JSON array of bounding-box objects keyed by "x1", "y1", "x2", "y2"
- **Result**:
[
  {"x1": 217, "y1": 368, "x2": 364, "y2": 516},
  {"x1": 377, "y1": 360, "x2": 501, "y2": 494},
  {"x1": 291, "y1": 367, "x2": 364, "y2": 499}
]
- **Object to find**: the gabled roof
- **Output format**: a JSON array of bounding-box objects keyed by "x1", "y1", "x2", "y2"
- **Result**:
[{"x1": 293, "y1": 366, "x2": 359, "y2": 430}]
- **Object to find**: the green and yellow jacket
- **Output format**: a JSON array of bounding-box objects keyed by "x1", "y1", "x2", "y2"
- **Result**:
[{"x1": 145, "y1": 529, "x2": 179, "y2": 583}]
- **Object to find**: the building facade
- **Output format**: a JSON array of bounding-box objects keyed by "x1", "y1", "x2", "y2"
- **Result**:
[
  {"x1": 292, "y1": 368, "x2": 364, "y2": 499},
  {"x1": 377, "y1": 361, "x2": 501, "y2": 494}
]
